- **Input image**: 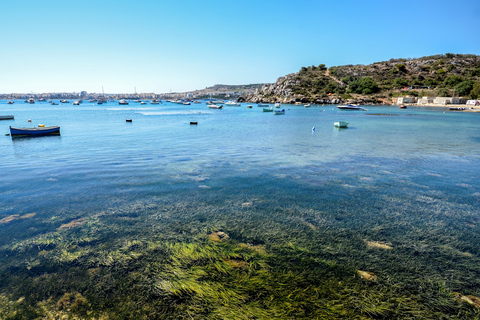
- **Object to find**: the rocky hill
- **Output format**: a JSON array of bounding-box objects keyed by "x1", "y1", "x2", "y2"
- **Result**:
[{"x1": 243, "y1": 54, "x2": 480, "y2": 104}]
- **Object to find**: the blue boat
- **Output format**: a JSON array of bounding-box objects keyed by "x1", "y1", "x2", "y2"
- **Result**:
[{"x1": 9, "y1": 125, "x2": 60, "y2": 137}]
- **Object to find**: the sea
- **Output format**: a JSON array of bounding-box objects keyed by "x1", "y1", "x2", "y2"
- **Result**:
[{"x1": 1, "y1": 100, "x2": 480, "y2": 313}]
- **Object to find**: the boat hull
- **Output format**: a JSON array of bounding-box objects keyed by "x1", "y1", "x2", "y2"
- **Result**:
[
  {"x1": 0, "y1": 115, "x2": 14, "y2": 120},
  {"x1": 10, "y1": 126, "x2": 60, "y2": 136},
  {"x1": 337, "y1": 104, "x2": 366, "y2": 111},
  {"x1": 334, "y1": 121, "x2": 349, "y2": 128}
]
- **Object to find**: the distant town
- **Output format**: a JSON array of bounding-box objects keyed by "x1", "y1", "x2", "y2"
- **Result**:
[{"x1": 0, "y1": 84, "x2": 264, "y2": 101}]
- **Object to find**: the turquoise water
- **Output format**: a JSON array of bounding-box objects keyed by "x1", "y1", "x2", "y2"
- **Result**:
[
  {"x1": 1, "y1": 101, "x2": 479, "y2": 224},
  {"x1": 1, "y1": 100, "x2": 480, "y2": 305}
]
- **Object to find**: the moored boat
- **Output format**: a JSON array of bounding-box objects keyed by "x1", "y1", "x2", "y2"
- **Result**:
[
  {"x1": 225, "y1": 101, "x2": 240, "y2": 106},
  {"x1": 263, "y1": 107, "x2": 273, "y2": 112},
  {"x1": 257, "y1": 104, "x2": 269, "y2": 107},
  {"x1": 7, "y1": 100, "x2": 14, "y2": 104},
  {"x1": 9, "y1": 125, "x2": 60, "y2": 136},
  {"x1": 0, "y1": 115, "x2": 14, "y2": 120},
  {"x1": 273, "y1": 109, "x2": 285, "y2": 115},
  {"x1": 207, "y1": 104, "x2": 223, "y2": 109},
  {"x1": 334, "y1": 121, "x2": 349, "y2": 128},
  {"x1": 337, "y1": 104, "x2": 366, "y2": 111},
  {"x1": 119, "y1": 99, "x2": 129, "y2": 105}
]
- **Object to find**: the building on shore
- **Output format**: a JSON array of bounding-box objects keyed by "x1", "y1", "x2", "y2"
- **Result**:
[
  {"x1": 466, "y1": 100, "x2": 480, "y2": 106},
  {"x1": 433, "y1": 97, "x2": 467, "y2": 105}
]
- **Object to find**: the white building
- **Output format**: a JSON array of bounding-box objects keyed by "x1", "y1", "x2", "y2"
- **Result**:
[{"x1": 466, "y1": 100, "x2": 480, "y2": 106}]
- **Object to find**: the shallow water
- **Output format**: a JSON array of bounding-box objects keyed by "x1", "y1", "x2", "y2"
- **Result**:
[{"x1": 1, "y1": 100, "x2": 480, "y2": 310}]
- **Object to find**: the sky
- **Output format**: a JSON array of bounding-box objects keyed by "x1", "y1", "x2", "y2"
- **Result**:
[{"x1": 1, "y1": 0, "x2": 479, "y2": 94}]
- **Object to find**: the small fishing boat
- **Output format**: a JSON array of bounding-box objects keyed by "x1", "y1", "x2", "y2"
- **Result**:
[
  {"x1": 126, "y1": 119, "x2": 132, "y2": 122},
  {"x1": 225, "y1": 101, "x2": 240, "y2": 106},
  {"x1": 0, "y1": 115, "x2": 14, "y2": 120},
  {"x1": 399, "y1": 105, "x2": 407, "y2": 109},
  {"x1": 263, "y1": 107, "x2": 273, "y2": 112},
  {"x1": 7, "y1": 100, "x2": 14, "y2": 104},
  {"x1": 273, "y1": 109, "x2": 285, "y2": 115},
  {"x1": 60, "y1": 100, "x2": 69, "y2": 103},
  {"x1": 208, "y1": 100, "x2": 224, "y2": 104},
  {"x1": 9, "y1": 125, "x2": 60, "y2": 136},
  {"x1": 150, "y1": 100, "x2": 160, "y2": 104},
  {"x1": 334, "y1": 121, "x2": 349, "y2": 128},
  {"x1": 73, "y1": 100, "x2": 81, "y2": 105},
  {"x1": 190, "y1": 121, "x2": 198, "y2": 125},
  {"x1": 274, "y1": 103, "x2": 281, "y2": 108},
  {"x1": 304, "y1": 104, "x2": 311, "y2": 108},
  {"x1": 140, "y1": 101, "x2": 147, "y2": 105},
  {"x1": 337, "y1": 104, "x2": 366, "y2": 111},
  {"x1": 257, "y1": 104, "x2": 269, "y2": 107},
  {"x1": 119, "y1": 99, "x2": 129, "y2": 105},
  {"x1": 207, "y1": 104, "x2": 223, "y2": 109},
  {"x1": 247, "y1": 105, "x2": 252, "y2": 108}
]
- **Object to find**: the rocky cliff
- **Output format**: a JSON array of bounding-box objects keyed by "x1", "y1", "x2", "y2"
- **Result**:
[{"x1": 243, "y1": 54, "x2": 480, "y2": 104}]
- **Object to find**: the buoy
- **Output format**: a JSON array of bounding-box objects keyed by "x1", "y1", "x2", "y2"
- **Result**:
[{"x1": 38, "y1": 124, "x2": 45, "y2": 127}]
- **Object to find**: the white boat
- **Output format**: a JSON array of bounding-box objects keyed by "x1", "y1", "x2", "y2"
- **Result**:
[
  {"x1": 140, "y1": 101, "x2": 147, "y2": 105},
  {"x1": 337, "y1": 104, "x2": 366, "y2": 111},
  {"x1": 273, "y1": 109, "x2": 285, "y2": 115},
  {"x1": 334, "y1": 121, "x2": 349, "y2": 128},
  {"x1": 274, "y1": 103, "x2": 281, "y2": 108},
  {"x1": 7, "y1": 100, "x2": 14, "y2": 104},
  {"x1": 225, "y1": 101, "x2": 240, "y2": 106},
  {"x1": 207, "y1": 104, "x2": 223, "y2": 109},
  {"x1": 119, "y1": 99, "x2": 129, "y2": 105},
  {"x1": 304, "y1": 104, "x2": 311, "y2": 108}
]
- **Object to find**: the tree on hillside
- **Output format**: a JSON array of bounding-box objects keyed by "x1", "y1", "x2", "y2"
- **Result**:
[
  {"x1": 393, "y1": 78, "x2": 409, "y2": 88},
  {"x1": 469, "y1": 82, "x2": 480, "y2": 99},
  {"x1": 347, "y1": 77, "x2": 379, "y2": 95},
  {"x1": 454, "y1": 81, "x2": 475, "y2": 97},
  {"x1": 443, "y1": 75, "x2": 464, "y2": 88}
]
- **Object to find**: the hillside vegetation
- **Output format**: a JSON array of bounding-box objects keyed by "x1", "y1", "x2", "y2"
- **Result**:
[{"x1": 244, "y1": 53, "x2": 480, "y2": 104}]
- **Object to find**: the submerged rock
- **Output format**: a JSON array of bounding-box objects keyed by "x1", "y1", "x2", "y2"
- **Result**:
[
  {"x1": 357, "y1": 270, "x2": 377, "y2": 281},
  {"x1": 208, "y1": 231, "x2": 229, "y2": 242}
]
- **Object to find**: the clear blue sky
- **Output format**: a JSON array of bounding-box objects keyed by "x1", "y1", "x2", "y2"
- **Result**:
[{"x1": 1, "y1": 0, "x2": 479, "y2": 94}]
